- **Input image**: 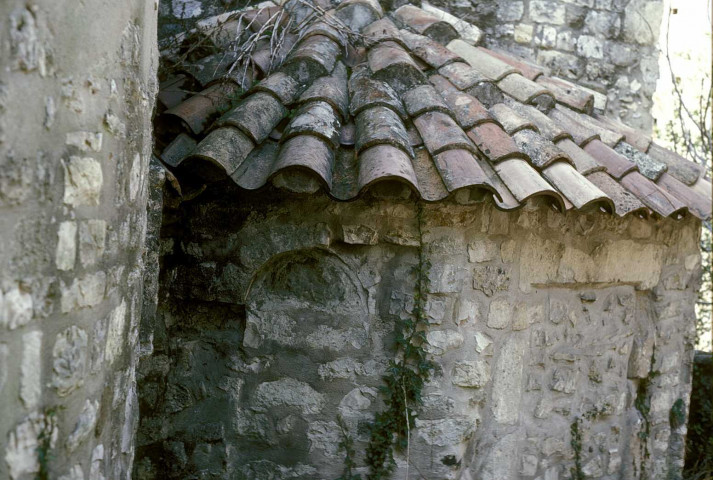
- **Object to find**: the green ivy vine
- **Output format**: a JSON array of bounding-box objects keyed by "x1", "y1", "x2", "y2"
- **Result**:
[{"x1": 336, "y1": 201, "x2": 434, "y2": 480}]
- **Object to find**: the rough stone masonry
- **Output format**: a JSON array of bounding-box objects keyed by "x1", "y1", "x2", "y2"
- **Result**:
[
  {"x1": 0, "y1": 1, "x2": 158, "y2": 479},
  {"x1": 134, "y1": 180, "x2": 701, "y2": 479}
]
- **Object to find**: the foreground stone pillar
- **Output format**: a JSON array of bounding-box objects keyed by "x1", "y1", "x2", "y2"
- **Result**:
[{"x1": 0, "y1": 1, "x2": 157, "y2": 478}]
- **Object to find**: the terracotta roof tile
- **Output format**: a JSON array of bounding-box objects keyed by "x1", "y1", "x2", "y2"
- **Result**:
[
  {"x1": 476, "y1": 47, "x2": 546, "y2": 81},
  {"x1": 160, "y1": 133, "x2": 197, "y2": 168},
  {"x1": 403, "y1": 84, "x2": 452, "y2": 118},
  {"x1": 583, "y1": 139, "x2": 637, "y2": 180},
  {"x1": 355, "y1": 106, "x2": 413, "y2": 157},
  {"x1": 349, "y1": 65, "x2": 407, "y2": 119},
  {"x1": 620, "y1": 171, "x2": 688, "y2": 218},
  {"x1": 358, "y1": 144, "x2": 418, "y2": 190},
  {"x1": 646, "y1": 142, "x2": 704, "y2": 186},
  {"x1": 536, "y1": 76, "x2": 594, "y2": 114},
  {"x1": 400, "y1": 30, "x2": 461, "y2": 69},
  {"x1": 252, "y1": 71, "x2": 302, "y2": 104},
  {"x1": 185, "y1": 127, "x2": 254, "y2": 179},
  {"x1": 282, "y1": 100, "x2": 341, "y2": 148},
  {"x1": 504, "y1": 100, "x2": 570, "y2": 142},
  {"x1": 656, "y1": 172, "x2": 712, "y2": 220},
  {"x1": 468, "y1": 122, "x2": 524, "y2": 163},
  {"x1": 298, "y1": 63, "x2": 349, "y2": 120},
  {"x1": 498, "y1": 74, "x2": 556, "y2": 112},
  {"x1": 156, "y1": 2, "x2": 710, "y2": 220},
  {"x1": 428, "y1": 148, "x2": 496, "y2": 194},
  {"x1": 555, "y1": 139, "x2": 605, "y2": 176},
  {"x1": 272, "y1": 135, "x2": 334, "y2": 188},
  {"x1": 393, "y1": 5, "x2": 459, "y2": 44},
  {"x1": 363, "y1": 17, "x2": 404, "y2": 46},
  {"x1": 513, "y1": 129, "x2": 573, "y2": 169},
  {"x1": 367, "y1": 41, "x2": 426, "y2": 92},
  {"x1": 218, "y1": 91, "x2": 287, "y2": 144},
  {"x1": 613, "y1": 142, "x2": 667, "y2": 181},
  {"x1": 494, "y1": 158, "x2": 564, "y2": 210},
  {"x1": 549, "y1": 107, "x2": 600, "y2": 146},
  {"x1": 447, "y1": 39, "x2": 518, "y2": 81},
  {"x1": 489, "y1": 103, "x2": 537, "y2": 135},
  {"x1": 335, "y1": 0, "x2": 383, "y2": 31},
  {"x1": 163, "y1": 82, "x2": 243, "y2": 135},
  {"x1": 585, "y1": 171, "x2": 648, "y2": 217},
  {"x1": 542, "y1": 161, "x2": 613, "y2": 211},
  {"x1": 413, "y1": 111, "x2": 475, "y2": 155}
]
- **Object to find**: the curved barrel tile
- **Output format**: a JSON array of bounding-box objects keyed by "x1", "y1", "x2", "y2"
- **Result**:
[
  {"x1": 512, "y1": 129, "x2": 574, "y2": 170},
  {"x1": 656, "y1": 172, "x2": 711, "y2": 220},
  {"x1": 620, "y1": 171, "x2": 688, "y2": 218},
  {"x1": 585, "y1": 171, "x2": 649, "y2": 218},
  {"x1": 271, "y1": 135, "x2": 335, "y2": 190},
  {"x1": 357, "y1": 144, "x2": 419, "y2": 192},
  {"x1": 542, "y1": 161, "x2": 614, "y2": 212},
  {"x1": 218, "y1": 92, "x2": 287, "y2": 144},
  {"x1": 447, "y1": 39, "x2": 518, "y2": 81},
  {"x1": 555, "y1": 139, "x2": 605, "y2": 175},
  {"x1": 432, "y1": 149, "x2": 500, "y2": 199},
  {"x1": 282, "y1": 101, "x2": 341, "y2": 148},
  {"x1": 614, "y1": 142, "x2": 667, "y2": 181},
  {"x1": 413, "y1": 111, "x2": 476, "y2": 155},
  {"x1": 646, "y1": 142, "x2": 704, "y2": 186},
  {"x1": 468, "y1": 122, "x2": 526, "y2": 163},
  {"x1": 493, "y1": 158, "x2": 565, "y2": 211},
  {"x1": 489, "y1": 103, "x2": 538, "y2": 135},
  {"x1": 182, "y1": 127, "x2": 255, "y2": 181},
  {"x1": 355, "y1": 106, "x2": 414, "y2": 157},
  {"x1": 583, "y1": 139, "x2": 637, "y2": 180}
]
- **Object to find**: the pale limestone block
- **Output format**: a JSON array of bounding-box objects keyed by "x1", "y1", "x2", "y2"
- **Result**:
[
  {"x1": 79, "y1": 220, "x2": 106, "y2": 267},
  {"x1": 307, "y1": 421, "x2": 341, "y2": 457},
  {"x1": 487, "y1": 296, "x2": 512, "y2": 329},
  {"x1": 424, "y1": 330, "x2": 464, "y2": 355},
  {"x1": 491, "y1": 336, "x2": 525, "y2": 424},
  {"x1": 56, "y1": 221, "x2": 77, "y2": 270},
  {"x1": 342, "y1": 224, "x2": 378, "y2": 245},
  {"x1": 4, "y1": 285, "x2": 33, "y2": 330},
  {"x1": 514, "y1": 24, "x2": 534, "y2": 43},
  {"x1": 129, "y1": 153, "x2": 142, "y2": 201},
  {"x1": 52, "y1": 325, "x2": 88, "y2": 396},
  {"x1": 59, "y1": 465, "x2": 85, "y2": 480},
  {"x1": 253, "y1": 378, "x2": 325, "y2": 415},
  {"x1": 105, "y1": 299, "x2": 127, "y2": 364},
  {"x1": 451, "y1": 360, "x2": 490, "y2": 387},
  {"x1": 20, "y1": 331, "x2": 42, "y2": 409},
  {"x1": 5, "y1": 413, "x2": 56, "y2": 479},
  {"x1": 66, "y1": 400, "x2": 98, "y2": 451},
  {"x1": 513, "y1": 301, "x2": 545, "y2": 331},
  {"x1": 63, "y1": 156, "x2": 103, "y2": 206},
  {"x1": 65, "y1": 131, "x2": 103, "y2": 152},
  {"x1": 60, "y1": 271, "x2": 107, "y2": 313},
  {"x1": 414, "y1": 417, "x2": 476, "y2": 446},
  {"x1": 474, "y1": 332, "x2": 493, "y2": 354},
  {"x1": 468, "y1": 238, "x2": 498, "y2": 263}
]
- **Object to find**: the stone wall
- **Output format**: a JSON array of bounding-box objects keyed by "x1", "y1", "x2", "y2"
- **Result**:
[
  {"x1": 0, "y1": 1, "x2": 158, "y2": 479},
  {"x1": 429, "y1": 0, "x2": 664, "y2": 131},
  {"x1": 135, "y1": 181, "x2": 701, "y2": 479}
]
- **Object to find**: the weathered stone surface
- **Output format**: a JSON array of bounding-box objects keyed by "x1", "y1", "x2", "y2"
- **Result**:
[
  {"x1": 4, "y1": 285, "x2": 33, "y2": 330},
  {"x1": 530, "y1": 0, "x2": 566, "y2": 24},
  {"x1": 61, "y1": 272, "x2": 106, "y2": 313},
  {"x1": 342, "y1": 224, "x2": 378, "y2": 245},
  {"x1": 253, "y1": 378, "x2": 326, "y2": 415},
  {"x1": 425, "y1": 330, "x2": 464, "y2": 355},
  {"x1": 307, "y1": 421, "x2": 341, "y2": 457},
  {"x1": 20, "y1": 331, "x2": 42, "y2": 409},
  {"x1": 63, "y1": 156, "x2": 103, "y2": 206},
  {"x1": 56, "y1": 221, "x2": 77, "y2": 271},
  {"x1": 623, "y1": 0, "x2": 663, "y2": 44},
  {"x1": 52, "y1": 326, "x2": 88, "y2": 396},
  {"x1": 104, "y1": 300, "x2": 127, "y2": 365},
  {"x1": 487, "y1": 296, "x2": 512, "y2": 329},
  {"x1": 414, "y1": 417, "x2": 476, "y2": 446},
  {"x1": 512, "y1": 301, "x2": 545, "y2": 330},
  {"x1": 451, "y1": 360, "x2": 490, "y2": 387},
  {"x1": 67, "y1": 400, "x2": 99, "y2": 452},
  {"x1": 79, "y1": 220, "x2": 106, "y2": 267},
  {"x1": 468, "y1": 238, "x2": 498, "y2": 263},
  {"x1": 5, "y1": 412, "x2": 56, "y2": 479},
  {"x1": 474, "y1": 331, "x2": 493, "y2": 354},
  {"x1": 491, "y1": 336, "x2": 525, "y2": 424},
  {"x1": 473, "y1": 264, "x2": 510, "y2": 296}
]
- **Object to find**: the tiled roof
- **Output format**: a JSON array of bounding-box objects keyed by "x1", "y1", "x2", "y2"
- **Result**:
[{"x1": 155, "y1": 1, "x2": 711, "y2": 221}]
